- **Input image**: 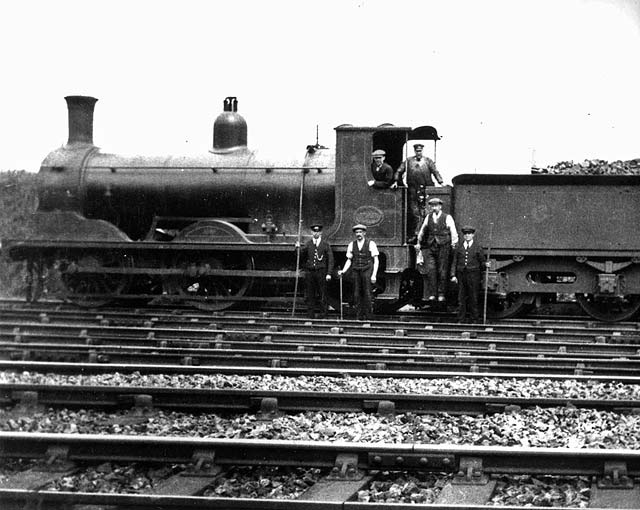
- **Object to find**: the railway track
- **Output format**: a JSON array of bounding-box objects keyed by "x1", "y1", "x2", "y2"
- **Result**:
[
  {"x1": 2, "y1": 302, "x2": 640, "y2": 508},
  {"x1": 3, "y1": 379, "x2": 640, "y2": 415},
  {"x1": 2, "y1": 299, "x2": 639, "y2": 334},
  {"x1": 4, "y1": 343, "x2": 640, "y2": 376},
  {"x1": 1, "y1": 303, "x2": 639, "y2": 376},
  {"x1": 1, "y1": 433, "x2": 640, "y2": 509}
]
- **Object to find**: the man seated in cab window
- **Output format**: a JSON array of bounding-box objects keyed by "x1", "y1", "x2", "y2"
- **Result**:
[{"x1": 368, "y1": 149, "x2": 395, "y2": 189}]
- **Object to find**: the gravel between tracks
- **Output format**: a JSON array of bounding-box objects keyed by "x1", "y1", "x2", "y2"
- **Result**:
[
  {"x1": 489, "y1": 475, "x2": 590, "y2": 507},
  {"x1": 3, "y1": 371, "x2": 640, "y2": 400},
  {"x1": 2, "y1": 407, "x2": 640, "y2": 448}
]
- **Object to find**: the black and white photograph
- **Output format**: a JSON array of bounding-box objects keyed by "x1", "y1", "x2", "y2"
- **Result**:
[{"x1": 1, "y1": 0, "x2": 640, "y2": 507}]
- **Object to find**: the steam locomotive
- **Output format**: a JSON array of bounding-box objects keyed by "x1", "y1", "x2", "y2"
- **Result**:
[{"x1": 4, "y1": 96, "x2": 640, "y2": 321}]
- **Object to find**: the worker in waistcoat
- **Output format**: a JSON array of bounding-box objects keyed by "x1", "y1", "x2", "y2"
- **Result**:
[
  {"x1": 416, "y1": 197, "x2": 458, "y2": 303},
  {"x1": 296, "y1": 223, "x2": 334, "y2": 319},
  {"x1": 338, "y1": 224, "x2": 380, "y2": 321},
  {"x1": 393, "y1": 143, "x2": 444, "y2": 240},
  {"x1": 450, "y1": 225, "x2": 488, "y2": 323}
]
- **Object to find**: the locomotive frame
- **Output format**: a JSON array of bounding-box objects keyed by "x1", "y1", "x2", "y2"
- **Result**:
[{"x1": 4, "y1": 96, "x2": 640, "y2": 322}]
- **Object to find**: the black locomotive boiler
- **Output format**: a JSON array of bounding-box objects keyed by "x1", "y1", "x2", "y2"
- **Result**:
[{"x1": 4, "y1": 95, "x2": 640, "y2": 322}]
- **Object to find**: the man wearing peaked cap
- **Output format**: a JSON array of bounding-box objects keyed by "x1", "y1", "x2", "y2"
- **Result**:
[
  {"x1": 450, "y1": 225, "x2": 487, "y2": 323},
  {"x1": 416, "y1": 196, "x2": 458, "y2": 303},
  {"x1": 392, "y1": 142, "x2": 444, "y2": 240},
  {"x1": 369, "y1": 149, "x2": 394, "y2": 189},
  {"x1": 338, "y1": 223, "x2": 379, "y2": 320},
  {"x1": 295, "y1": 223, "x2": 334, "y2": 319}
]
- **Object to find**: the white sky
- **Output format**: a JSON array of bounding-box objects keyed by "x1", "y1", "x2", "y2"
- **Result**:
[{"x1": 1, "y1": 0, "x2": 639, "y2": 181}]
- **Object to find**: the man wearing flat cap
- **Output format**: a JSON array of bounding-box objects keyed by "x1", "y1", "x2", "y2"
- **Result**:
[
  {"x1": 296, "y1": 223, "x2": 334, "y2": 319},
  {"x1": 450, "y1": 226, "x2": 488, "y2": 323},
  {"x1": 393, "y1": 143, "x2": 444, "y2": 240},
  {"x1": 338, "y1": 224, "x2": 379, "y2": 320},
  {"x1": 369, "y1": 149, "x2": 394, "y2": 189},
  {"x1": 416, "y1": 197, "x2": 458, "y2": 303}
]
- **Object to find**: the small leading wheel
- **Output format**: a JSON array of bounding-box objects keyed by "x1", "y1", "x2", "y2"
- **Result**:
[
  {"x1": 576, "y1": 294, "x2": 640, "y2": 322},
  {"x1": 59, "y1": 253, "x2": 131, "y2": 307},
  {"x1": 485, "y1": 292, "x2": 534, "y2": 319}
]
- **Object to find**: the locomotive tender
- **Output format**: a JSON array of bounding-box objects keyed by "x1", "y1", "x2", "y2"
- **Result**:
[{"x1": 4, "y1": 96, "x2": 640, "y2": 321}]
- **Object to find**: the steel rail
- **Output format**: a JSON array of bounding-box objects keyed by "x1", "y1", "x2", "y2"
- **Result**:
[
  {"x1": 0, "y1": 490, "x2": 347, "y2": 510},
  {"x1": 4, "y1": 360, "x2": 640, "y2": 383},
  {"x1": 3, "y1": 330, "x2": 640, "y2": 359},
  {"x1": 2, "y1": 322, "x2": 639, "y2": 358},
  {"x1": 2, "y1": 383, "x2": 640, "y2": 415},
  {"x1": 2, "y1": 299, "x2": 640, "y2": 332},
  {"x1": 3, "y1": 432, "x2": 640, "y2": 475},
  {"x1": 3, "y1": 300, "x2": 639, "y2": 336},
  {"x1": 2, "y1": 313, "x2": 639, "y2": 344},
  {"x1": 3, "y1": 343, "x2": 640, "y2": 375}
]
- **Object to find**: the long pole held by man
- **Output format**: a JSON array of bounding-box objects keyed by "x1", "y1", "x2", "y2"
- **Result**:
[
  {"x1": 483, "y1": 222, "x2": 494, "y2": 325},
  {"x1": 291, "y1": 169, "x2": 307, "y2": 317}
]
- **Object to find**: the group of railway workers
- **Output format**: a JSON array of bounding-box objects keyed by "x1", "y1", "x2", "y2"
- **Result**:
[{"x1": 297, "y1": 143, "x2": 490, "y2": 323}]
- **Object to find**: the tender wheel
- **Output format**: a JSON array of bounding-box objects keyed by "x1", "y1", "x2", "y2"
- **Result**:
[
  {"x1": 576, "y1": 294, "x2": 640, "y2": 322},
  {"x1": 164, "y1": 254, "x2": 254, "y2": 311},
  {"x1": 485, "y1": 292, "x2": 534, "y2": 319},
  {"x1": 59, "y1": 253, "x2": 131, "y2": 307}
]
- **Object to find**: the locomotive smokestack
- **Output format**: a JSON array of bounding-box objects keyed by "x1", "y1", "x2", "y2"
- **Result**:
[
  {"x1": 224, "y1": 97, "x2": 238, "y2": 112},
  {"x1": 65, "y1": 95, "x2": 97, "y2": 146},
  {"x1": 212, "y1": 96, "x2": 248, "y2": 154}
]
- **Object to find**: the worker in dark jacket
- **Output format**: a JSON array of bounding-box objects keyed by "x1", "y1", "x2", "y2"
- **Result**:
[
  {"x1": 369, "y1": 149, "x2": 395, "y2": 188},
  {"x1": 296, "y1": 223, "x2": 334, "y2": 318},
  {"x1": 450, "y1": 225, "x2": 487, "y2": 323},
  {"x1": 393, "y1": 143, "x2": 444, "y2": 239},
  {"x1": 338, "y1": 224, "x2": 380, "y2": 320}
]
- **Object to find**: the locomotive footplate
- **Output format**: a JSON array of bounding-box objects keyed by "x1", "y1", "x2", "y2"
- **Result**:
[{"x1": 6, "y1": 239, "x2": 326, "y2": 256}]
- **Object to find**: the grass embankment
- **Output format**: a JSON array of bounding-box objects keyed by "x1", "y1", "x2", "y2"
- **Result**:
[{"x1": 0, "y1": 171, "x2": 38, "y2": 298}]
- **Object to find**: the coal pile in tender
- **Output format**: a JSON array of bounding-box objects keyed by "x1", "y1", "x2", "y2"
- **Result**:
[{"x1": 532, "y1": 158, "x2": 640, "y2": 175}]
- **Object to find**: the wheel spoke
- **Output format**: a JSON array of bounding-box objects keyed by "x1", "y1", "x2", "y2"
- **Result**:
[
  {"x1": 60, "y1": 253, "x2": 131, "y2": 308},
  {"x1": 163, "y1": 220, "x2": 255, "y2": 311}
]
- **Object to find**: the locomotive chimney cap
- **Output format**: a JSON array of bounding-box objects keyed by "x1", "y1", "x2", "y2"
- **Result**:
[{"x1": 64, "y1": 95, "x2": 98, "y2": 146}]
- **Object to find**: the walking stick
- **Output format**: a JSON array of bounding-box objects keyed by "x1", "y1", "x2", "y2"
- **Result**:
[
  {"x1": 483, "y1": 222, "x2": 494, "y2": 325},
  {"x1": 291, "y1": 169, "x2": 307, "y2": 317},
  {"x1": 339, "y1": 273, "x2": 343, "y2": 321}
]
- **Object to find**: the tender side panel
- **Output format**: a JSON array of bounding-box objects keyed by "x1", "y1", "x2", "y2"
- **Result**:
[{"x1": 452, "y1": 176, "x2": 640, "y2": 252}]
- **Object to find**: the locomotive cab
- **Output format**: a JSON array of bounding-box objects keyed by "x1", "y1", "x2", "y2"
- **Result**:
[{"x1": 328, "y1": 124, "x2": 448, "y2": 309}]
